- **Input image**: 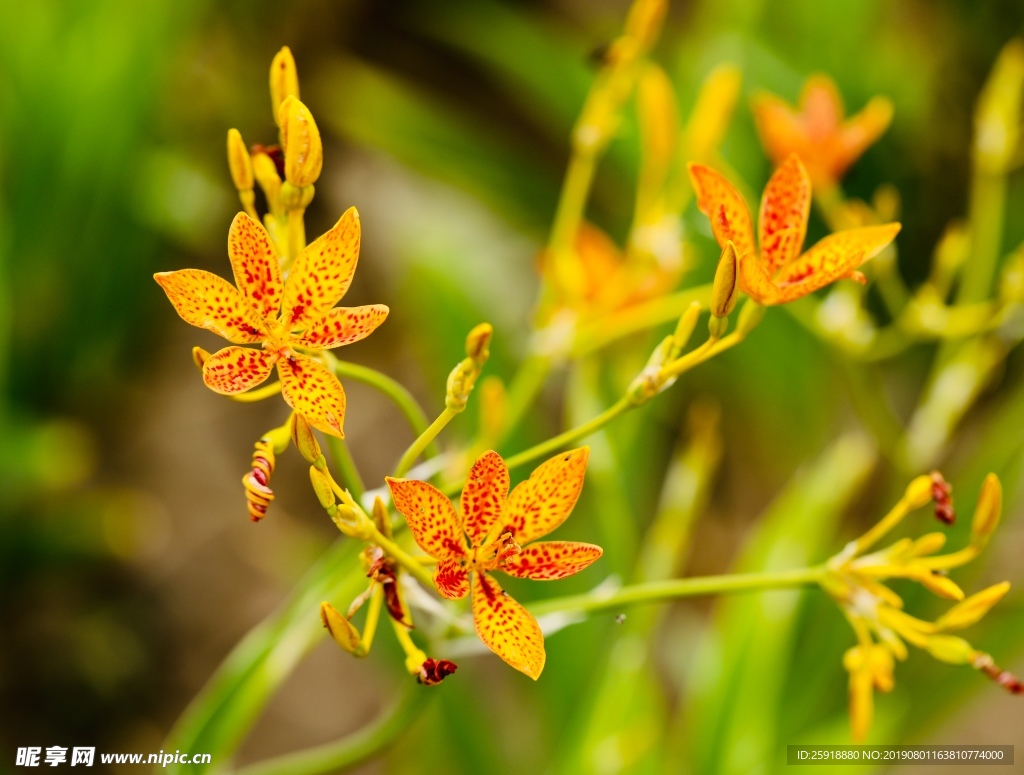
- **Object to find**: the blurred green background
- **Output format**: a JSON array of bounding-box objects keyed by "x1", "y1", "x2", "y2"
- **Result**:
[{"x1": 1, "y1": 0, "x2": 1023, "y2": 773}]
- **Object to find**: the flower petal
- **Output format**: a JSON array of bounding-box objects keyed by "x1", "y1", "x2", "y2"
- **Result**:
[
  {"x1": 277, "y1": 352, "x2": 347, "y2": 438},
  {"x1": 751, "y1": 92, "x2": 807, "y2": 167},
  {"x1": 385, "y1": 477, "x2": 468, "y2": 561},
  {"x1": 504, "y1": 447, "x2": 589, "y2": 545},
  {"x1": 758, "y1": 154, "x2": 810, "y2": 273},
  {"x1": 472, "y1": 572, "x2": 545, "y2": 680},
  {"x1": 838, "y1": 97, "x2": 894, "y2": 175},
  {"x1": 228, "y1": 212, "x2": 284, "y2": 321},
  {"x1": 502, "y1": 541, "x2": 603, "y2": 581},
  {"x1": 281, "y1": 207, "x2": 361, "y2": 329},
  {"x1": 154, "y1": 269, "x2": 267, "y2": 344},
  {"x1": 772, "y1": 223, "x2": 901, "y2": 301},
  {"x1": 460, "y1": 450, "x2": 510, "y2": 546},
  {"x1": 687, "y1": 163, "x2": 756, "y2": 263},
  {"x1": 801, "y1": 74, "x2": 845, "y2": 139},
  {"x1": 434, "y1": 557, "x2": 470, "y2": 600},
  {"x1": 202, "y1": 346, "x2": 278, "y2": 394},
  {"x1": 292, "y1": 304, "x2": 389, "y2": 349}
]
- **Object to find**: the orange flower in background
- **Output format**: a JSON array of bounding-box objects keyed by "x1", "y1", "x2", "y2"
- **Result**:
[
  {"x1": 155, "y1": 208, "x2": 388, "y2": 437},
  {"x1": 386, "y1": 448, "x2": 602, "y2": 679},
  {"x1": 751, "y1": 74, "x2": 893, "y2": 189},
  {"x1": 688, "y1": 154, "x2": 901, "y2": 305}
]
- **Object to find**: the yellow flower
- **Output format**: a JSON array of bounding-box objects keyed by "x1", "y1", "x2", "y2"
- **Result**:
[
  {"x1": 387, "y1": 449, "x2": 602, "y2": 679},
  {"x1": 155, "y1": 210, "x2": 387, "y2": 437},
  {"x1": 751, "y1": 74, "x2": 893, "y2": 189},
  {"x1": 688, "y1": 154, "x2": 900, "y2": 305}
]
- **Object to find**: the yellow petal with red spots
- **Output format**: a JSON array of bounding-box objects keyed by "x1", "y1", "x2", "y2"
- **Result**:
[
  {"x1": 385, "y1": 477, "x2": 468, "y2": 561},
  {"x1": 687, "y1": 163, "x2": 756, "y2": 262},
  {"x1": 277, "y1": 352, "x2": 347, "y2": 438},
  {"x1": 460, "y1": 450, "x2": 510, "y2": 546},
  {"x1": 502, "y1": 541, "x2": 603, "y2": 581},
  {"x1": 202, "y1": 346, "x2": 278, "y2": 394},
  {"x1": 472, "y1": 572, "x2": 545, "y2": 680},
  {"x1": 293, "y1": 304, "x2": 389, "y2": 349},
  {"x1": 505, "y1": 447, "x2": 589, "y2": 545},
  {"x1": 774, "y1": 223, "x2": 901, "y2": 290},
  {"x1": 154, "y1": 269, "x2": 268, "y2": 344},
  {"x1": 737, "y1": 248, "x2": 780, "y2": 305},
  {"x1": 227, "y1": 212, "x2": 283, "y2": 321},
  {"x1": 758, "y1": 154, "x2": 810, "y2": 273},
  {"x1": 434, "y1": 557, "x2": 470, "y2": 600},
  {"x1": 281, "y1": 207, "x2": 361, "y2": 329}
]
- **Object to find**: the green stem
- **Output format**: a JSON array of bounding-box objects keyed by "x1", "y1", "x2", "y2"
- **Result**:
[
  {"x1": 234, "y1": 688, "x2": 432, "y2": 775},
  {"x1": 529, "y1": 566, "x2": 826, "y2": 618},
  {"x1": 325, "y1": 435, "x2": 365, "y2": 504},
  {"x1": 959, "y1": 168, "x2": 1007, "y2": 304},
  {"x1": 324, "y1": 352, "x2": 435, "y2": 449},
  {"x1": 229, "y1": 381, "x2": 283, "y2": 403},
  {"x1": 503, "y1": 396, "x2": 633, "y2": 473},
  {"x1": 393, "y1": 407, "x2": 458, "y2": 477},
  {"x1": 499, "y1": 354, "x2": 553, "y2": 443}
]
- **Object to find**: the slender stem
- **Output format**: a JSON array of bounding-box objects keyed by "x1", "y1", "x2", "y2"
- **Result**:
[
  {"x1": 959, "y1": 168, "x2": 1007, "y2": 304},
  {"x1": 324, "y1": 352, "x2": 435, "y2": 444},
  {"x1": 530, "y1": 566, "x2": 826, "y2": 617},
  {"x1": 393, "y1": 407, "x2": 458, "y2": 478},
  {"x1": 368, "y1": 527, "x2": 437, "y2": 592},
  {"x1": 229, "y1": 381, "x2": 283, "y2": 403},
  {"x1": 354, "y1": 586, "x2": 383, "y2": 657},
  {"x1": 326, "y1": 435, "x2": 366, "y2": 504},
  {"x1": 286, "y1": 208, "x2": 306, "y2": 269},
  {"x1": 503, "y1": 396, "x2": 633, "y2": 473},
  {"x1": 234, "y1": 688, "x2": 432, "y2": 775}
]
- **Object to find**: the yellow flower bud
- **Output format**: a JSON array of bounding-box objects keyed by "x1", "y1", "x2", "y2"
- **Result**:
[
  {"x1": 309, "y1": 466, "x2": 336, "y2": 509},
  {"x1": 909, "y1": 532, "x2": 947, "y2": 557},
  {"x1": 903, "y1": 474, "x2": 934, "y2": 509},
  {"x1": 710, "y1": 240, "x2": 739, "y2": 319},
  {"x1": 270, "y1": 46, "x2": 300, "y2": 125},
  {"x1": 290, "y1": 413, "x2": 323, "y2": 465},
  {"x1": 252, "y1": 151, "x2": 282, "y2": 213},
  {"x1": 683, "y1": 64, "x2": 742, "y2": 164},
  {"x1": 192, "y1": 346, "x2": 210, "y2": 371},
  {"x1": 278, "y1": 96, "x2": 323, "y2": 189},
  {"x1": 971, "y1": 473, "x2": 1002, "y2": 546},
  {"x1": 226, "y1": 128, "x2": 254, "y2": 192},
  {"x1": 624, "y1": 0, "x2": 667, "y2": 50},
  {"x1": 371, "y1": 496, "x2": 392, "y2": 538},
  {"x1": 925, "y1": 634, "x2": 976, "y2": 665},
  {"x1": 320, "y1": 601, "x2": 361, "y2": 654},
  {"x1": 672, "y1": 301, "x2": 702, "y2": 355},
  {"x1": 465, "y1": 322, "x2": 493, "y2": 364},
  {"x1": 974, "y1": 39, "x2": 1024, "y2": 174},
  {"x1": 916, "y1": 571, "x2": 965, "y2": 601},
  {"x1": 936, "y1": 581, "x2": 1011, "y2": 631}
]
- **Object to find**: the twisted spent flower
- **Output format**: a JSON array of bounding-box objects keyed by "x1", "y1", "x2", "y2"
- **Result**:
[
  {"x1": 688, "y1": 153, "x2": 901, "y2": 305},
  {"x1": 387, "y1": 448, "x2": 603, "y2": 679},
  {"x1": 154, "y1": 209, "x2": 388, "y2": 437}
]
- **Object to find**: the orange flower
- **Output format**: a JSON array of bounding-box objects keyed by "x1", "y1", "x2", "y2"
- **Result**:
[
  {"x1": 688, "y1": 154, "x2": 900, "y2": 305},
  {"x1": 386, "y1": 449, "x2": 602, "y2": 679},
  {"x1": 751, "y1": 74, "x2": 893, "y2": 188},
  {"x1": 155, "y1": 209, "x2": 388, "y2": 437}
]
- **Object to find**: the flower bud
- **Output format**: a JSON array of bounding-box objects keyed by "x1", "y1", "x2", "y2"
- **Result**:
[
  {"x1": 270, "y1": 46, "x2": 300, "y2": 125},
  {"x1": 227, "y1": 129, "x2": 254, "y2": 192},
  {"x1": 252, "y1": 150, "x2": 282, "y2": 212},
  {"x1": 278, "y1": 96, "x2": 323, "y2": 189},
  {"x1": 309, "y1": 466, "x2": 336, "y2": 510},
  {"x1": 936, "y1": 581, "x2": 1011, "y2": 631},
  {"x1": 418, "y1": 658, "x2": 458, "y2": 686},
  {"x1": 672, "y1": 301, "x2": 702, "y2": 355},
  {"x1": 973, "y1": 39, "x2": 1024, "y2": 174},
  {"x1": 624, "y1": 0, "x2": 666, "y2": 51},
  {"x1": 971, "y1": 473, "x2": 1002, "y2": 546},
  {"x1": 925, "y1": 634, "x2": 975, "y2": 665},
  {"x1": 320, "y1": 601, "x2": 361, "y2": 654},
  {"x1": 291, "y1": 413, "x2": 323, "y2": 465},
  {"x1": 371, "y1": 496, "x2": 392, "y2": 539},
  {"x1": 917, "y1": 571, "x2": 965, "y2": 601},
  {"x1": 465, "y1": 322, "x2": 493, "y2": 364},
  {"x1": 711, "y1": 241, "x2": 739, "y2": 319},
  {"x1": 903, "y1": 474, "x2": 934, "y2": 510},
  {"x1": 243, "y1": 437, "x2": 276, "y2": 522},
  {"x1": 192, "y1": 346, "x2": 211, "y2": 371}
]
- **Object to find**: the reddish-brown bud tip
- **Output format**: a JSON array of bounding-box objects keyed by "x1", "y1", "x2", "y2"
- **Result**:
[
  {"x1": 931, "y1": 471, "x2": 955, "y2": 525},
  {"x1": 418, "y1": 658, "x2": 458, "y2": 686}
]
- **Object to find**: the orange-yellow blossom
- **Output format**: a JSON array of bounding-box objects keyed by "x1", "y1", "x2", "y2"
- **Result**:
[
  {"x1": 154, "y1": 209, "x2": 388, "y2": 437},
  {"x1": 386, "y1": 449, "x2": 602, "y2": 679},
  {"x1": 751, "y1": 74, "x2": 893, "y2": 188},
  {"x1": 688, "y1": 154, "x2": 900, "y2": 305}
]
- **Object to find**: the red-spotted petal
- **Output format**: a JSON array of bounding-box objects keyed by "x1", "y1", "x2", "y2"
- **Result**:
[
  {"x1": 281, "y1": 207, "x2": 361, "y2": 329},
  {"x1": 759, "y1": 154, "x2": 810, "y2": 273},
  {"x1": 774, "y1": 223, "x2": 901, "y2": 296},
  {"x1": 277, "y1": 352, "x2": 347, "y2": 438},
  {"x1": 228, "y1": 212, "x2": 283, "y2": 321},
  {"x1": 154, "y1": 269, "x2": 267, "y2": 344},
  {"x1": 687, "y1": 164, "x2": 756, "y2": 263},
  {"x1": 434, "y1": 557, "x2": 470, "y2": 600},
  {"x1": 460, "y1": 450, "x2": 510, "y2": 546},
  {"x1": 292, "y1": 305, "x2": 389, "y2": 349},
  {"x1": 504, "y1": 447, "x2": 589, "y2": 545},
  {"x1": 502, "y1": 541, "x2": 603, "y2": 581},
  {"x1": 202, "y1": 346, "x2": 278, "y2": 394},
  {"x1": 385, "y1": 477, "x2": 468, "y2": 561},
  {"x1": 472, "y1": 572, "x2": 545, "y2": 680}
]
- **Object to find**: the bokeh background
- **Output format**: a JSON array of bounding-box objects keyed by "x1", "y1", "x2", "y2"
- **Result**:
[{"x1": 1, "y1": 0, "x2": 1023, "y2": 773}]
